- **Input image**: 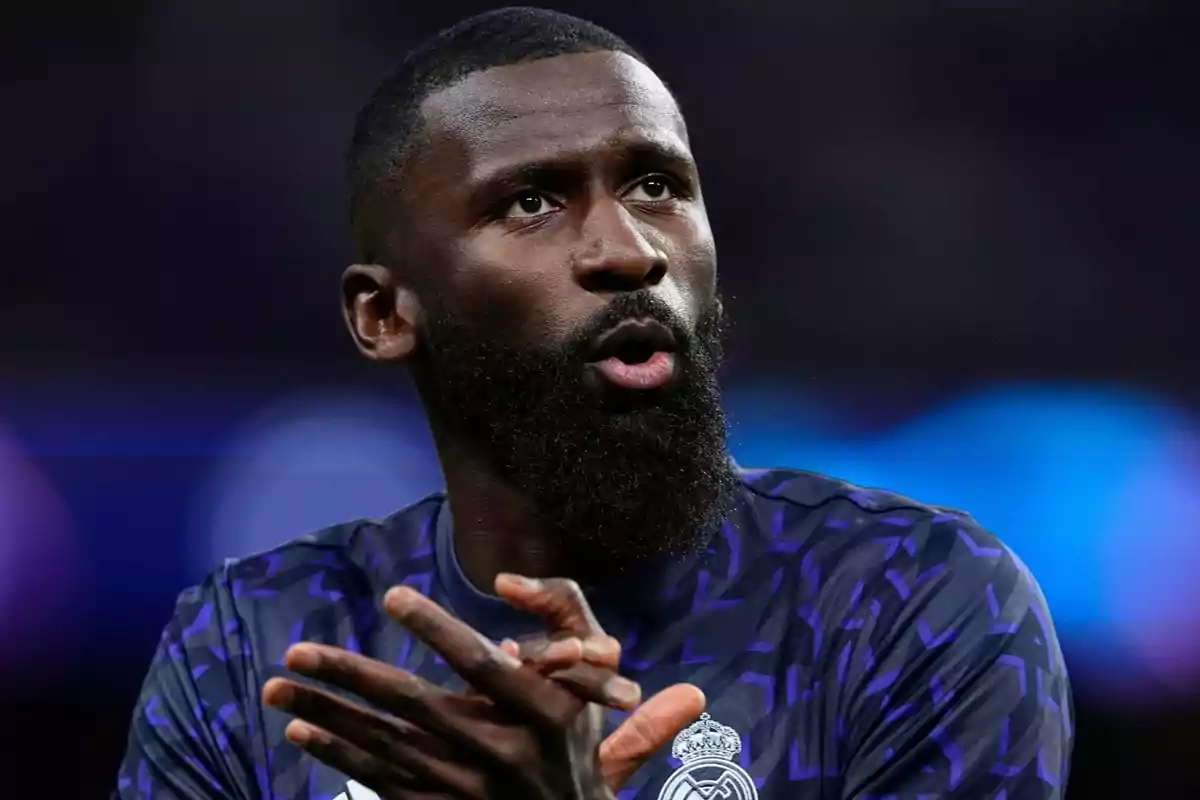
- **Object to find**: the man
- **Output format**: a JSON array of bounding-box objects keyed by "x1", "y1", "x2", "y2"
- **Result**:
[{"x1": 116, "y1": 7, "x2": 1072, "y2": 799}]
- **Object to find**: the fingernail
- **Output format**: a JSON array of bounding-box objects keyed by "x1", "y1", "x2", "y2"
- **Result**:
[
  {"x1": 286, "y1": 644, "x2": 320, "y2": 671},
  {"x1": 384, "y1": 587, "x2": 412, "y2": 613},
  {"x1": 544, "y1": 638, "x2": 582, "y2": 661},
  {"x1": 582, "y1": 636, "x2": 619, "y2": 661},
  {"x1": 604, "y1": 678, "x2": 642, "y2": 707},
  {"x1": 286, "y1": 721, "x2": 314, "y2": 745},
  {"x1": 261, "y1": 678, "x2": 292, "y2": 708},
  {"x1": 497, "y1": 573, "x2": 541, "y2": 590}
]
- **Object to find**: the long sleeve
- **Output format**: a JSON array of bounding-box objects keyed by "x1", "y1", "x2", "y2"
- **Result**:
[
  {"x1": 839, "y1": 517, "x2": 1073, "y2": 799},
  {"x1": 115, "y1": 567, "x2": 266, "y2": 799}
]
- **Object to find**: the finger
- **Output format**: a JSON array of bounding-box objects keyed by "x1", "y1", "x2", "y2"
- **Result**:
[
  {"x1": 517, "y1": 634, "x2": 621, "y2": 671},
  {"x1": 281, "y1": 719, "x2": 442, "y2": 799},
  {"x1": 547, "y1": 663, "x2": 642, "y2": 710},
  {"x1": 506, "y1": 637, "x2": 637, "y2": 709},
  {"x1": 463, "y1": 639, "x2": 520, "y2": 698},
  {"x1": 494, "y1": 575, "x2": 603, "y2": 637},
  {"x1": 600, "y1": 683, "x2": 707, "y2": 789},
  {"x1": 280, "y1": 643, "x2": 502, "y2": 759},
  {"x1": 264, "y1": 677, "x2": 452, "y2": 761},
  {"x1": 471, "y1": 638, "x2": 586, "y2": 702},
  {"x1": 516, "y1": 636, "x2": 585, "y2": 672},
  {"x1": 286, "y1": 720, "x2": 467, "y2": 800},
  {"x1": 282, "y1": 643, "x2": 440, "y2": 718},
  {"x1": 383, "y1": 587, "x2": 581, "y2": 729},
  {"x1": 579, "y1": 635, "x2": 621, "y2": 668},
  {"x1": 268, "y1": 680, "x2": 488, "y2": 800}
]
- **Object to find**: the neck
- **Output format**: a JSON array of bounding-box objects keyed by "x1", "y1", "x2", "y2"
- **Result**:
[{"x1": 430, "y1": 425, "x2": 615, "y2": 596}]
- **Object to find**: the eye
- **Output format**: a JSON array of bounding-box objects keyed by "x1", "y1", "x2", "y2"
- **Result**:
[
  {"x1": 624, "y1": 175, "x2": 678, "y2": 203},
  {"x1": 503, "y1": 191, "x2": 559, "y2": 219}
]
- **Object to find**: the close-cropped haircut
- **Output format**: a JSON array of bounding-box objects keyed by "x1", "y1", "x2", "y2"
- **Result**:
[{"x1": 346, "y1": 7, "x2": 646, "y2": 260}]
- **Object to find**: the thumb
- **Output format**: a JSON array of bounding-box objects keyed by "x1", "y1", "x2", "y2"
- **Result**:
[{"x1": 599, "y1": 683, "x2": 706, "y2": 789}]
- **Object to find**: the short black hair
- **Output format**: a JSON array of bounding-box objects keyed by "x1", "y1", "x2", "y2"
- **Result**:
[{"x1": 347, "y1": 7, "x2": 646, "y2": 259}]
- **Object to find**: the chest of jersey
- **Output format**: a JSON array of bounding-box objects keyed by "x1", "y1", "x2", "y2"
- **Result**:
[{"x1": 273, "y1": 596, "x2": 835, "y2": 800}]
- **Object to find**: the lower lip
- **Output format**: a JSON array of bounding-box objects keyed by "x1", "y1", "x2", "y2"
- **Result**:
[{"x1": 592, "y1": 351, "x2": 677, "y2": 390}]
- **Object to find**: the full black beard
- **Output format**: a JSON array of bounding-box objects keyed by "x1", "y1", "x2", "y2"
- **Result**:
[{"x1": 414, "y1": 291, "x2": 738, "y2": 574}]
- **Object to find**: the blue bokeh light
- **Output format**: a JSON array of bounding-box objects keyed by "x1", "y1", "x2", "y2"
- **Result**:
[
  {"x1": 188, "y1": 390, "x2": 444, "y2": 573},
  {"x1": 727, "y1": 382, "x2": 1200, "y2": 688}
]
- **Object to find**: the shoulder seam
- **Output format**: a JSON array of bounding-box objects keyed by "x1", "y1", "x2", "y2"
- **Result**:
[{"x1": 740, "y1": 475, "x2": 958, "y2": 518}]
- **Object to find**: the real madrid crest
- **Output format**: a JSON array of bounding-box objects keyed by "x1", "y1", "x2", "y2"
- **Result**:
[{"x1": 656, "y1": 713, "x2": 759, "y2": 800}]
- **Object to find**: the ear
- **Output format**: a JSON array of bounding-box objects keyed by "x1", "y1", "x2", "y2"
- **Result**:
[{"x1": 341, "y1": 264, "x2": 421, "y2": 363}]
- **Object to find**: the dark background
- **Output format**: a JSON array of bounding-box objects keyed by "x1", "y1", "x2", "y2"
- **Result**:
[{"x1": 2, "y1": 2, "x2": 1198, "y2": 797}]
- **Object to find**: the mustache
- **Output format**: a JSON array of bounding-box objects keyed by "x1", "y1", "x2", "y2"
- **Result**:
[{"x1": 561, "y1": 291, "x2": 710, "y2": 360}]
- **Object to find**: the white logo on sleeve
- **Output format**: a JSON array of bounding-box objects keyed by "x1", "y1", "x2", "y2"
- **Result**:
[
  {"x1": 656, "y1": 713, "x2": 759, "y2": 800},
  {"x1": 333, "y1": 779, "x2": 381, "y2": 800}
]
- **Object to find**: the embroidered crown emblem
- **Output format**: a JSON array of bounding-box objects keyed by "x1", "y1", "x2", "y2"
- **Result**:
[{"x1": 671, "y1": 713, "x2": 742, "y2": 765}]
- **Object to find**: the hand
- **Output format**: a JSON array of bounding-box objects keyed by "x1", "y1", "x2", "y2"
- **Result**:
[
  {"x1": 262, "y1": 576, "x2": 703, "y2": 800},
  {"x1": 495, "y1": 636, "x2": 704, "y2": 788},
  {"x1": 492, "y1": 577, "x2": 705, "y2": 789},
  {"x1": 265, "y1": 582, "x2": 615, "y2": 800}
]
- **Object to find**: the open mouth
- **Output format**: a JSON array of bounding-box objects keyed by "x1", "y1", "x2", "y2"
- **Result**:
[
  {"x1": 587, "y1": 318, "x2": 678, "y2": 364},
  {"x1": 586, "y1": 319, "x2": 679, "y2": 390}
]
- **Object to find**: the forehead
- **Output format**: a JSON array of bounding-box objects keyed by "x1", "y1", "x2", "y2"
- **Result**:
[{"x1": 417, "y1": 51, "x2": 689, "y2": 179}]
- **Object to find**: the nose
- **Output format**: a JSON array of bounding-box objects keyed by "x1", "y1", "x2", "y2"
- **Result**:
[{"x1": 573, "y1": 201, "x2": 667, "y2": 293}]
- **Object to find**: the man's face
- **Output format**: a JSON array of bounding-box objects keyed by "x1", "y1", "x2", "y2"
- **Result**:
[{"x1": 379, "y1": 51, "x2": 735, "y2": 570}]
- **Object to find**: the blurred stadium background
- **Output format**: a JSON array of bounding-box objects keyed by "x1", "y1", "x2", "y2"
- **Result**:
[{"x1": 2, "y1": 1, "x2": 1197, "y2": 796}]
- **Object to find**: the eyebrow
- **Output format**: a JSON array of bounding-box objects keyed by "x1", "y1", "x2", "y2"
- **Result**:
[{"x1": 468, "y1": 136, "x2": 697, "y2": 197}]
